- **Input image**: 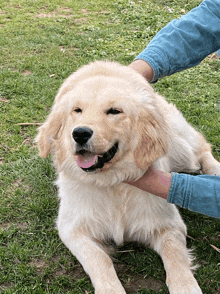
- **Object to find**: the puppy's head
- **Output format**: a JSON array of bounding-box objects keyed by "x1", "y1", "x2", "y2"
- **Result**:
[{"x1": 35, "y1": 61, "x2": 168, "y2": 183}]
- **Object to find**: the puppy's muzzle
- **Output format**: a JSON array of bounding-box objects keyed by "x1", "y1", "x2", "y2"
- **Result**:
[{"x1": 72, "y1": 127, "x2": 93, "y2": 145}]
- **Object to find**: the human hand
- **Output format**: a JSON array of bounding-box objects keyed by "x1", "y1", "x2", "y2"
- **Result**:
[
  {"x1": 124, "y1": 165, "x2": 171, "y2": 199},
  {"x1": 129, "y1": 60, "x2": 154, "y2": 82}
]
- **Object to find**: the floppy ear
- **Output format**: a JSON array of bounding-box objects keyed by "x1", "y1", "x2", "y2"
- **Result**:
[
  {"x1": 134, "y1": 108, "x2": 169, "y2": 170},
  {"x1": 35, "y1": 110, "x2": 64, "y2": 158}
]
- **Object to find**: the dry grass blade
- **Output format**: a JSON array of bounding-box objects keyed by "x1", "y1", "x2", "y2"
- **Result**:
[
  {"x1": 210, "y1": 244, "x2": 220, "y2": 253},
  {"x1": 16, "y1": 123, "x2": 43, "y2": 126}
]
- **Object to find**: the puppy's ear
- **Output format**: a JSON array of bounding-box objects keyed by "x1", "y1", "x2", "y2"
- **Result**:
[
  {"x1": 35, "y1": 110, "x2": 64, "y2": 158},
  {"x1": 134, "y1": 108, "x2": 168, "y2": 170}
]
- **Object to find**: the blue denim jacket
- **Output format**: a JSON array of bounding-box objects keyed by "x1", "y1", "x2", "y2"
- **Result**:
[
  {"x1": 135, "y1": 0, "x2": 220, "y2": 82},
  {"x1": 168, "y1": 174, "x2": 220, "y2": 219},
  {"x1": 135, "y1": 0, "x2": 220, "y2": 218}
]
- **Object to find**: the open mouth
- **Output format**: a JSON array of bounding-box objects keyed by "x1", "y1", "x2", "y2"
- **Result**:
[{"x1": 76, "y1": 142, "x2": 119, "y2": 172}]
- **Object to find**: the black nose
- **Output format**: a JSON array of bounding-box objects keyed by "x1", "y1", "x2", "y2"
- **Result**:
[{"x1": 72, "y1": 127, "x2": 93, "y2": 145}]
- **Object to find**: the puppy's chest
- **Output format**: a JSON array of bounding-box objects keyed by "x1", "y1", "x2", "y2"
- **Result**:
[
  {"x1": 58, "y1": 179, "x2": 160, "y2": 245},
  {"x1": 78, "y1": 185, "x2": 142, "y2": 243},
  {"x1": 76, "y1": 184, "x2": 133, "y2": 218}
]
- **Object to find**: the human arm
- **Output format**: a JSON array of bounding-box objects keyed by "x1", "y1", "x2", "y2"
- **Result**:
[
  {"x1": 132, "y1": 0, "x2": 220, "y2": 82},
  {"x1": 126, "y1": 167, "x2": 220, "y2": 219},
  {"x1": 168, "y1": 173, "x2": 220, "y2": 219}
]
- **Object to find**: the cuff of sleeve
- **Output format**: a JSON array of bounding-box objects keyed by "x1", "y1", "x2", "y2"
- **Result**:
[
  {"x1": 135, "y1": 47, "x2": 169, "y2": 82},
  {"x1": 167, "y1": 173, "x2": 192, "y2": 208}
]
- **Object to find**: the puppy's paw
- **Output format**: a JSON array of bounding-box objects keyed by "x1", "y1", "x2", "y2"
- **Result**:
[
  {"x1": 169, "y1": 289, "x2": 202, "y2": 294},
  {"x1": 167, "y1": 276, "x2": 202, "y2": 294},
  {"x1": 95, "y1": 284, "x2": 126, "y2": 294},
  {"x1": 206, "y1": 164, "x2": 220, "y2": 176}
]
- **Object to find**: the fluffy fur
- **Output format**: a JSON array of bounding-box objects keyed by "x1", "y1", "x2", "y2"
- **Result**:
[{"x1": 35, "y1": 61, "x2": 220, "y2": 294}]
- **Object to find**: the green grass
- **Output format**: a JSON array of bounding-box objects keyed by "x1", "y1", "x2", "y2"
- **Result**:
[{"x1": 0, "y1": 0, "x2": 220, "y2": 293}]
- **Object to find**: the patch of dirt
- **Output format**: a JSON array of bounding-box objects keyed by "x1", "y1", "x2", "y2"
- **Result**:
[
  {"x1": 51, "y1": 256, "x2": 68, "y2": 277},
  {"x1": 22, "y1": 70, "x2": 32, "y2": 76},
  {"x1": 11, "y1": 177, "x2": 31, "y2": 194},
  {"x1": 35, "y1": 8, "x2": 72, "y2": 18},
  {"x1": 29, "y1": 259, "x2": 48, "y2": 273},
  {"x1": 16, "y1": 223, "x2": 28, "y2": 230},
  {"x1": 115, "y1": 264, "x2": 164, "y2": 293},
  {"x1": 0, "y1": 282, "x2": 12, "y2": 291},
  {"x1": 61, "y1": 260, "x2": 164, "y2": 293},
  {"x1": 94, "y1": 10, "x2": 109, "y2": 15},
  {"x1": 0, "y1": 222, "x2": 11, "y2": 230},
  {"x1": 81, "y1": 9, "x2": 90, "y2": 15},
  {"x1": 12, "y1": 178, "x2": 23, "y2": 187},
  {"x1": 57, "y1": 7, "x2": 72, "y2": 13},
  {"x1": 72, "y1": 264, "x2": 87, "y2": 280},
  {"x1": 126, "y1": 276, "x2": 164, "y2": 293},
  {"x1": 101, "y1": 10, "x2": 109, "y2": 14},
  {"x1": 0, "y1": 222, "x2": 28, "y2": 231},
  {"x1": 0, "y1": 96, "x2": 8, "y2": 103},
  {"x1": 35, "y1": 13, "x2": 54, "y2": 18}
]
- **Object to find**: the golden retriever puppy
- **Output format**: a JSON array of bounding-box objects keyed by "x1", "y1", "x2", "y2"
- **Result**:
[{"x1": 35, "y1": 61, "x2": 220, "y2": 294}]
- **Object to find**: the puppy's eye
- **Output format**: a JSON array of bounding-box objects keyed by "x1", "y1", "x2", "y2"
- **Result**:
[
  {"x1": 73, "y1": 108, "x2": 82, "y2": 113},
  {"x1": 106, "y1": 108, "x2": 122, "y2": 115}
]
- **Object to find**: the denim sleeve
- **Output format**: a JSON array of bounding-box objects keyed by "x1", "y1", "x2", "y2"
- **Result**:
[
  {"x1": 167, "y1": 173, "x2": 220, "y2": 219},
  {"x1": 135, "y1": 0, "x2": 220, "y2": 82}
]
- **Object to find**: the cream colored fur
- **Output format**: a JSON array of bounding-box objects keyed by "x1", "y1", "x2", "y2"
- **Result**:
[{"x1": 35, "y1": 61, "x2": 220, "y2": 294}]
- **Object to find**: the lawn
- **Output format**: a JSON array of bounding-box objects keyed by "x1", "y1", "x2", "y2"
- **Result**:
[{"x1": 0, "y1": 0, "x2": 220, "y2": 293}]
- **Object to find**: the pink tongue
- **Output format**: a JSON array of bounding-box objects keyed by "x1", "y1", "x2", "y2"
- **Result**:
[{"x1": 77, "y1": 155, "x2": 98, "y2": 169}]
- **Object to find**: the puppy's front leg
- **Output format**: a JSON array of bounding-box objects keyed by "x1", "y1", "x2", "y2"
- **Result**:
[
  {"x1": 61, "y1": 233, "x2": 126, "y2": 294},
  {"x1": 199, "y1": 151, "x2": 220, "y2": 176},
  {"x1": 152, "y1": 229, "x2": 202, "y2": 294}
]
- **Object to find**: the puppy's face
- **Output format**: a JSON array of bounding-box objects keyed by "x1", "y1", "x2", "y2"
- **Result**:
[
  {"x1": 35, "y1": 62, "x2": 168, "y2": 182},
  {"x1": 67, "y1": 78, "x2": 134, "y2": 173}
]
